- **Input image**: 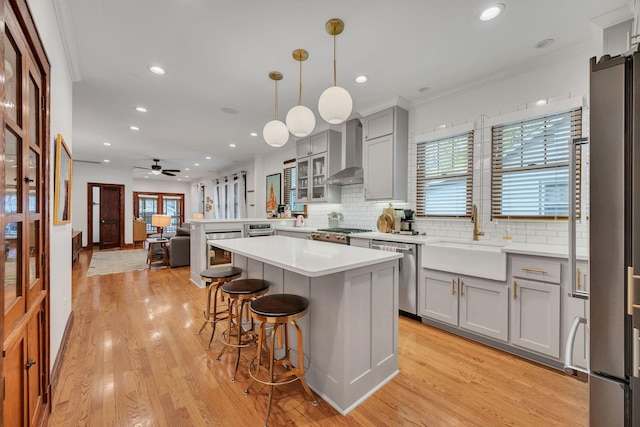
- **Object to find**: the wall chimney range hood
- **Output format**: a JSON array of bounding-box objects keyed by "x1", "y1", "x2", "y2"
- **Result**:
[{"x1": 325, "y1": 118, "x2": 363, "y2": 185}]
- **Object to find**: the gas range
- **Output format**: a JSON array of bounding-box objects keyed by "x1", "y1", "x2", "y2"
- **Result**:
[{"x1": 310, "y1": 228, "x2": 372, "y2": 245}]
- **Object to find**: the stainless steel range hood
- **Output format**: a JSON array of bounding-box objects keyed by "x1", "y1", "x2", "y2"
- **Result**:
[{"x1": 325, "y1": 118, "x2": 363, "y2": 185}]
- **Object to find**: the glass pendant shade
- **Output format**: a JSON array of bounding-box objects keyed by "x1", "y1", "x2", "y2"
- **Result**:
[
  {"x1": 263, "y1": 119, "x2": 289, "y2": 147},
  {"x1": 318, "y1": 86, "x2": 353, "y2": 124},
  {"x1": 286, "y1": 105, "x2": 315, "y2": 137}
]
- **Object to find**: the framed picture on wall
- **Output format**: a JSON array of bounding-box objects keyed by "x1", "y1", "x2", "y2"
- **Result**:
[
  {"x1": 266, "y1": 173, "x2": 281, "y2": 212},
  {"x1": 54, "y1": 134, "x2": 72, "y2": 225}
]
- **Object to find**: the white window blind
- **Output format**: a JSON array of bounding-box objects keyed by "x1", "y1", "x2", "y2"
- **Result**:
[
  {"x1": 283, "y1": 166, "x2": 304, "y2": 213},
  {"x1": 416, "y1": 131, "x2": 473, "y2": 217},
  {"x1": 491, "y1": 108, "x2": 582, "y2": 219}
]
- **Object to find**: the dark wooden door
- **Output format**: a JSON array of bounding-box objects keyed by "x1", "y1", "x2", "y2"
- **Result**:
[{"x1": 99, "y1": 185, "x2": 122, "y2": 249}]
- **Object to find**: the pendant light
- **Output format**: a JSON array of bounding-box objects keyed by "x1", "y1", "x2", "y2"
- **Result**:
[
  {"x1": 263, "y1": 71, "x2": 289, "y2": 147},
  {"x1": 286, "y1": 49, "x2": 316, "y2": 137},
  {"x1": 318, "y1": 18, "x2": 353, "y2": 125}
]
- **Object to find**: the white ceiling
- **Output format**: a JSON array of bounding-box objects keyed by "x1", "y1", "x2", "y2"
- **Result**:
[{"x1": 57, "y1": 0, "x2": 630, "y2": 181}]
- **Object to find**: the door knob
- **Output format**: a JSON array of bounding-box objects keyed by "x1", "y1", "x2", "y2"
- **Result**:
[
  {"x1": 26, "y1": 358, "x2": 36, "y2": 369},
  {"x1": 101, "y1": 219, "x2": 106, "y2": 224}
]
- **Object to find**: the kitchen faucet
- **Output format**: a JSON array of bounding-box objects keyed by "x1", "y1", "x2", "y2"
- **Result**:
[{"x1": 471, "y1": 204, "x2": 484, "y2": 241}]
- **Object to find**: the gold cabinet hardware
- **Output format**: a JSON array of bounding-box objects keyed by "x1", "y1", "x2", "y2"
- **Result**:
[
  {"x1": 522, "y1": 267, "x2": 547, "y2": 274},
  {"x1": 628, "y1": 267, "x2": 640, "y2": 315},
  {"x1": 576, "y1": 268, "x2": 582, "y2": 290},
  {"x1": 460, "y1": 280, "x2": 465, "y2": 297},
  {"x1": 513, "y1": 281, "x2": 518, "y2": 300},
  {"x1": 451, "y1": 279, "x2": 455, "y2": 295}
]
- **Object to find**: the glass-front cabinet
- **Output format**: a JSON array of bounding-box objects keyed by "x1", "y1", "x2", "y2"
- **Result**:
[{"x1": 295, "y1": 129, "x2": 342, "y2": 203}]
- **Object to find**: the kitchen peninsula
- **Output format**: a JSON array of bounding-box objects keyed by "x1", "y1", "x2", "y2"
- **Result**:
[{"x1": 212, "y1": 235, "x2": 403, "y2": 415}]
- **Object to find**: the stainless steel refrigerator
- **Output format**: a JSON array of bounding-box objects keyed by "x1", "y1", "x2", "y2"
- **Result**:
[{"x1": 590, "y1": 50, "x2": 640, "y2": 427}]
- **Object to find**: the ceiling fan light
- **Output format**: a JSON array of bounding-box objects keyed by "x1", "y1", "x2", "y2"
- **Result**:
[
  {"x1": 151, "y1": 169, "x2": 162, "y2": 175},
  {"x1": 286, "y1": 105, "x2": 316, "y2": 137},
  {"x1": 263, "y1": 119, "x2": 289, "y2": 147},
  {"x1": 318, "y1": 86, "x2": 352, "y2": 124}
]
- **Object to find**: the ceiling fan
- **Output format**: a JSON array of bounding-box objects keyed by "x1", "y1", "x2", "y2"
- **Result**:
[{"x1": 134, "y1": 159, "x2": 181, "y2": 176}]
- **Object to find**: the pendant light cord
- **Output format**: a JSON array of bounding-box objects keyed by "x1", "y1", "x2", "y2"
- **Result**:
[
  {"x1": 333, "y1": 34, "x2": 337, "y2": 87},
  {"x1": 274, "y1": 79, "x2": 279, "y2": 120},
  {"x1": 299, "y1": 59, "x2": 303, "y2": 105}
]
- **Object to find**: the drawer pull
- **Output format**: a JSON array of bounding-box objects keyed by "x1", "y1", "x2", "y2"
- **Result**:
[
  {"x1": 460, "y1": 280, "x2": 465, "y2": 297},
  {"x1": 513, "y1": 281, "x2": 518, "y2": 300},
  {"x1": 451, "y1": 279, "x2": 455, "y2": 295},
  {"x1": 522, "y1": 267, "x2": 547, "y2": 274}
]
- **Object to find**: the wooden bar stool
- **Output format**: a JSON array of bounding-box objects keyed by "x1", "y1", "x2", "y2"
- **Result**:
[
  {"x1": 243, "y1": 294, "x2": 318, "y2": 426},
  {"x1": 197, "y1": 267, "x2": 243, "y2": 350},
  {"x1": 216, "y1": 279, "x2": 270, "y2": 382}
]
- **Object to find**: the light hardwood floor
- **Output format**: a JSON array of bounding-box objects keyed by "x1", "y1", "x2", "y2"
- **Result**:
[{"x1": 49, "y1": 249, "x2": 588, "y2": 426}]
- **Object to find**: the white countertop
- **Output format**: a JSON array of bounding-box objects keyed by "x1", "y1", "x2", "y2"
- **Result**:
[{"x1": 213, "y1": 235, "x2": 403, "y2": 277}]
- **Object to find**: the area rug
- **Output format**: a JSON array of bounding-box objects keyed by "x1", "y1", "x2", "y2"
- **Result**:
[{"x1": 87, "y1": 249, "x2": 150, "y2": 276}]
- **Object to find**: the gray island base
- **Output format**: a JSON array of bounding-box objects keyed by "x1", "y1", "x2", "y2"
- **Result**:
[{"x1": 211, "y1": 236, "x2": 402, "y2": 415}]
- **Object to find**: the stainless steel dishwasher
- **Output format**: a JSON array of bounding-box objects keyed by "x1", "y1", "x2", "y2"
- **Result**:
[{"x1": 371, "y1": 240, "x2": 418, "y2": 316}]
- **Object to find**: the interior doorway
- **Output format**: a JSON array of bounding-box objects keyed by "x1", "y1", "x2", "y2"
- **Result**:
[{"x1": 87, "y1": 183, "x2": 125, "y2": 249}]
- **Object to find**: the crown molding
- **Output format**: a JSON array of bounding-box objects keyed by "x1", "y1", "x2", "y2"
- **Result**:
[{"x1": 52, "y1": 0, "x2": 82, "y2": 82}]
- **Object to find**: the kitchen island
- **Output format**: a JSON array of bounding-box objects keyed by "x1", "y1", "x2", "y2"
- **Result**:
[{"x1": 212, "y1": 235, "x2": 403, "y2": 415}]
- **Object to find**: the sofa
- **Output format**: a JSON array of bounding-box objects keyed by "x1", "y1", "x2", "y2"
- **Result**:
[
  {"x1": 149, "y1": 224, "x2": 191, "y2": 267},
  {"x1": 167, "y1": 226, "x2": 190, "y2": 267}
]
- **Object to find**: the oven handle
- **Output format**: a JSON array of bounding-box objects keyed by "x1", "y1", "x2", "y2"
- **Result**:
[
  {"x1": 371, "y1": 243, "x2": 413, "y2": 253},
  {"x1": 246, "y1": 230, "x2": 275, "y2": 237}
]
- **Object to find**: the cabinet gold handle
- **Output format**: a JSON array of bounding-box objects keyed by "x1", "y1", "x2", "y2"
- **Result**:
[
  {"x1": 460, "y1": 280, "x2": 465, "y2": 297},
  {"x1": 628, "y1": 267, "x2": 640, "y2": 315},
  {"x1": 451, "y1": 279, "x2": 455, "y2": 295},
  {"x1": 576, "y1": 268, "x2": 582, "y2": 290},
  {"x1": 513, "y1": 281, "x2": 518, "y2": 300},
  {"x1": 522, "y1": 267, "x2": 547, "y2": 274}
]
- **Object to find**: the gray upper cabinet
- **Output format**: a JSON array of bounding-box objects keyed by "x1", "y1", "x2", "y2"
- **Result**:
[
  {"x1": 362, "y1": 106, "x2": 408, "y2": 201},
  {"x1": 296, "y1": 132, "x2": 329, "y2": 158},
  {"x1": 296, "y1": 129, "x2": 342, "y2": 203}
]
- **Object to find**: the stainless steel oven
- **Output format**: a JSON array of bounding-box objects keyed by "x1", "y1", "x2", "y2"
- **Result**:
[
  {"x1": 206, "y1": 229, "x2": 242, "y2": 268},
  {"x1": 244, "y1": 223, "x2": 275, "y2": 237}
]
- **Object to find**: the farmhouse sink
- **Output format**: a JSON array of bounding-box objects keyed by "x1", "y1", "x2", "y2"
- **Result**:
[{"x1": 422, "y1": 239, "x2": 509, "y2": 281}]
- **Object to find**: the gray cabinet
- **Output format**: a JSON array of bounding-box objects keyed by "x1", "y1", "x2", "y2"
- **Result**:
[
  {"x1": 296, "y1": 129, "x2": 341, "y2": 203},
  {"x1": 362, "y1": 106, "x2": 408, "y2": 201},
  {"x1": 419, "y1": 269, "x2": 508, "y2": 341},
  {"x1": 459, "y1": 276, "x2": 509, "y2": 342},
  {"x1": 510, "y1": 256, "x2": 561, "y2": 358},
  {"x1": 349, "y1": 237, "x2": 370, "y2": 248}
]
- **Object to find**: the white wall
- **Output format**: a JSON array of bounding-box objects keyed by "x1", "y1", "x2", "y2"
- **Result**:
[{"x1": 28, "y1": 0, "x2": 74, "y2": 371}]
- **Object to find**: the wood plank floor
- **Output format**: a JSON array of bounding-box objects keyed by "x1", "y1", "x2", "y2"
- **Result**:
[{"x1": 49, "y1": 249, "x2": 588, "y2": 426}]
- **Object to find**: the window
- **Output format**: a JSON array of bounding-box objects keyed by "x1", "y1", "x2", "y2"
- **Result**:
[
  {"x1": 416, "y1": 131, "x2": 473, "y2": 217},
  {"x1": 283, "y1": 164, "x2": 304, "y2": 213},
  {"x1": 133, "y1": 192, "x2": 185, "y2": 234},
  {"x1": 491, "y1": 108, "x2": 582, "y2": 219}
]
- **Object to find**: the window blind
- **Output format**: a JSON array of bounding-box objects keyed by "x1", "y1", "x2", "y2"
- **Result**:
[
  {"x1": 491, "y1": 108, "x2": 582, "y2": 219},
  {"x1": 283, "y1": 166, "x2": 304, "y2": 213},
  {"x1": 416, "y1": 131, "x2": 473, "y2": 217}
]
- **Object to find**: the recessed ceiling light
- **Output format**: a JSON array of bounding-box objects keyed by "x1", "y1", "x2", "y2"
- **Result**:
[
  {"x1": 194, "y1": 163, "x2": 199, "y2": 166},
  {"x1": 535, "y1": 39, "x2": 554, "y2": 49},
  {"x1": 250, "y1": 132, "x2": 257, "y2": 137},
  {"x1": 147, "y1": 65, "x2": 166, "y2": 75},
  {"x1": 178, "y1": 179, "x2": 182, "y2": 181},
  {"x1": 129, "y1": 126, "x2": 139, "y2": 131},
  {"x1": 103, "y1": 142, "x2": 111, "y2": 146},
  {"x1": 205, "y1": 156, "x2": 212, "y2": 160},
  {"x1": 439, "y1": 124, "x2": 447, "y2": 129},
  {"x1": 185, "y1": 168, "x2": 190, "y2": 171},
  {"x1": 103, "y1": 159, "x2": 110, "y2": 163},
  {"x1": 354, "y1": 75, "x2": 368, "y2": 84},
  {"x1": 185, "y1": 176, "x2": 189, "y2": 178},
  {"x1": 144, "y1": 176, "x2": 148, "y2": 178},
  {"x1": 536, "y1": 99, "x2": 547, "y2": 106},
  {"x1": 229, "y1": 144, "x2": 236, "y2": 148},
  {"x1": 135, "y1": 106, "x2": 147, "y2": 113},
  {"x1": 479, "y1": 4, "x2": 505, "y2": 21}
]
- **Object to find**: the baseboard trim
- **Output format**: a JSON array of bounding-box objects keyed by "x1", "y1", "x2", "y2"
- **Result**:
[{"x1": 49, "y1": 311, "x2": 75, "y2": 400}]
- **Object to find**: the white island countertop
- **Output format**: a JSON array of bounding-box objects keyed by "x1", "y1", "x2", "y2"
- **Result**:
[{"x1": 213, "y1": 235, "x2": 402, "y2": 277}]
